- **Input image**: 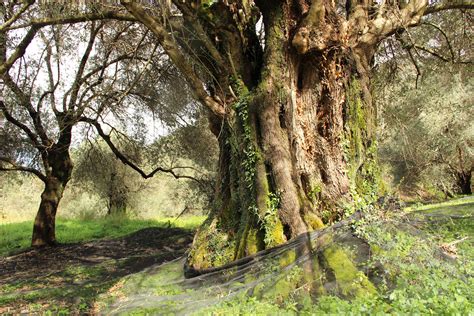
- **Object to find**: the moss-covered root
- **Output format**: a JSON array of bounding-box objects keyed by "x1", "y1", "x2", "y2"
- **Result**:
[
  {"x1": 252, "y1": 234, "x2": 377, "y2": 305},
  {"x1": 186, "y1": 219, "x2": 235, "y2": 270},
  {"x1": 321, "y1": 244, "x2": 377, "y2": 298}
]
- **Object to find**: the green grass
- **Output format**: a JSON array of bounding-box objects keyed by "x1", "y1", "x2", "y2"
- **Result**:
[
  {"x1": 198, "y1": 197, "x2": 474, "y2": 315},
  {"x1": 0, "y1": 215, "x2": 206, "y2": 257},
  {"x1": 0, "y1": 214, "x2": 205, "y2": 314},
  {"x1": 403, "y1": 195, "x2": 473, "y2": 257}
]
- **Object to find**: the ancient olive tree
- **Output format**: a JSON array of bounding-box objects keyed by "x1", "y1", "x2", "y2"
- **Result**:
[{"x1": 101, "y1": 0, "x2": 472, "y2": 270}]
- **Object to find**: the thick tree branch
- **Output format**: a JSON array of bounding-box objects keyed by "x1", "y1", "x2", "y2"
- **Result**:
[
  {"x1": 356, "y1": 0, "x2": 429, "y2": 46},
  {"x1": 358, "y1": 0, "x2": 474, "y2": 47},
  {"x1": 79, "y1": 116, "x2": 206, "y2": 185},
  {"x1": 0, "y1": 26, "x2": 39, "y2": 76},
  {"x1": 121, "y1": 0, "x2": 225, "y2": 118},
  {"x1": 5, "y1": 11, "x2": 138, "y2": 31},
  {"x1": 0, "y1": 0, "x2": 34, "y2": 31},
  {"x1": 0, "y1": 156, "x2": 47, "y2": 182},
  {"x1": 172, "y1": 1, "x2": 228, "y2": 73}
]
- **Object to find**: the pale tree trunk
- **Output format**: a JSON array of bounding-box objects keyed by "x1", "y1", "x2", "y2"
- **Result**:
[
  {"x1": 107, "y1": 198, "x2": 128, "y2": 216},
  {"x1": 186, "y1": 1, "x2": 381, "y2": 271},
  {"x1": 106, "y1": 172, "x2": 128, "y2": 216}
]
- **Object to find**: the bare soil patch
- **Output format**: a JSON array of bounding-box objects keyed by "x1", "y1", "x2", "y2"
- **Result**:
[{"x1": 0, "y1": 227, "x2": 193, "y2": 314}]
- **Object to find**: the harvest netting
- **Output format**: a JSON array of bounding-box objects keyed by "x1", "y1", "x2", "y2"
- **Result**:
[{"x1": 98, "y1": 200, "x2": 473, "y2": 314}]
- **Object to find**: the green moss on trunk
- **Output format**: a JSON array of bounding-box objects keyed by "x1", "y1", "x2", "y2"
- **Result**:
[{"x1": 344, "y1": 76, "x2": 383, "y2": 209}]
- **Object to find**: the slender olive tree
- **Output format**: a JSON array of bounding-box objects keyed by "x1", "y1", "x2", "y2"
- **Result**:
[
  {"x1": 72, "y1": 139, "x2": 145, "y2": 216},
  {"x1": 0, "y1": 5, "x2": 191, "y2": 246}
]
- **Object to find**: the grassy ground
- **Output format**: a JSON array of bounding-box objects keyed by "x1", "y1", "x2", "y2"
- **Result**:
[
  {"x1": 408, "y1": 195, "x2": 474, "y2": 260},
  {"x1": 0, "y1": 216, "x2": 205, "y2": 314},
  {"x1": 0, "y1": 173, "x2": 207, "y2": 224},
  {"x1": 0, "y1": 197, "x2": 472, "y2": 314},
  {"x1": 405, "y1": 195, "x2": 474, "y2": 214},
  {"x1": 0, "y1": 216, "x2": 205, "y2": 257},
  {"x1": 97, "y1": 196, "x2": 474, "y2": 315}
]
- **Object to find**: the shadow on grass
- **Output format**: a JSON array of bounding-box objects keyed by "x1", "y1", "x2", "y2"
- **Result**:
[{"x1": 0, "y1": 227, "x2": 194, "y2": 314}]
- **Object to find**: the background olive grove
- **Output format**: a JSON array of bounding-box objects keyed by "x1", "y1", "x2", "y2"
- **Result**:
[{"x1": 376, "y1": 10, "x2": 473, "y2": 199}]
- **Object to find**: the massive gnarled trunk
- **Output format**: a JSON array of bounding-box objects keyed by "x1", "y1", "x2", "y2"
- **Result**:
[
  {"x1": 186, "y1": 2, "x2": 380, "y2": 271},
  {"x1": 122, "y1": 0, "x2": 432, "y2": 272}
]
